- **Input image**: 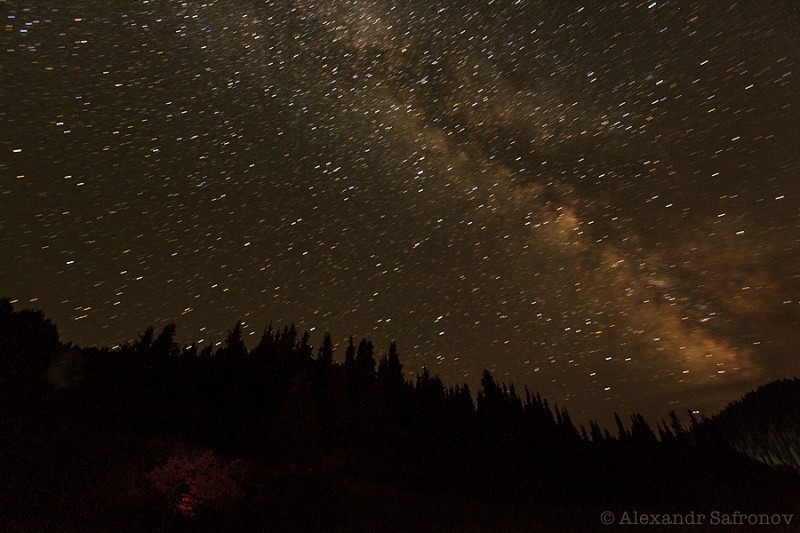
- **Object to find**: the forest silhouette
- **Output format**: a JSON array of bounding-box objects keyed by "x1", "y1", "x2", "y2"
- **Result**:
[{"x1": 1, "y1": 298, "x2": 798, "y2": 532}]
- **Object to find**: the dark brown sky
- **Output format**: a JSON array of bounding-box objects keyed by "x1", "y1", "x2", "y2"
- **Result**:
[{"x1": 2, "y1": 1, "x2": 798, "y2": 425}]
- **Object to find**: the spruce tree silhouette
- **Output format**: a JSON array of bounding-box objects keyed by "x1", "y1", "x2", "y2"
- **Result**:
[
  {"x1": 219, "y1": 321, "x2": 247, "y2": 359},
  {"x1": 133, "y1": 326, "x2": 155, "y2": 353},
  {"x1": 377, "y1": 340, "x2": 403, "y2": 387},
  {"x1": 252, "y1": 324, "x2": 276, "y2": 361},
  {"x1": 344, "y1": 335, "x2": 356, "y2": 376},
  {"x1": 317, "y1": 332, "x2": 334, "y2": 371},
  {"x1": 152, "y1": 324, "x2": 179, "y2": 358},
  {"x1": 355, "y1": 338, "x2": 376, "y2": 384}
]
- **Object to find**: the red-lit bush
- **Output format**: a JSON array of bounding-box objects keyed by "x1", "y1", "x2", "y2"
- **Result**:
[{"x1": 148, "y1": 449, "x2": 245, "y2": 517}]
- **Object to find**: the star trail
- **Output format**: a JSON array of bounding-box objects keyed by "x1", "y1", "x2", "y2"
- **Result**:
[{"x1": 2, "y1": 1, "x2": 798, "y2": 424}]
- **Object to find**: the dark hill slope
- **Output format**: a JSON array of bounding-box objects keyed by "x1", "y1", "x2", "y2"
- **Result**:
[{"x1": 711, "y1": 378, "x2": 800, "y2": 471}]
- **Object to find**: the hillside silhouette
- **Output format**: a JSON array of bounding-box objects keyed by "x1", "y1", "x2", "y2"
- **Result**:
[
  {"x1": 1, "y1": 298, "x2": 798, "y2": 532},
  {"x1": 710, "y1": 379, "x2": 800, "y2": 472}
]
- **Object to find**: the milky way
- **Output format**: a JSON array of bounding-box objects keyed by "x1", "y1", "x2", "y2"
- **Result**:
[{"x1": 2, "y1": 1, "x2": 798, "y2": 424}]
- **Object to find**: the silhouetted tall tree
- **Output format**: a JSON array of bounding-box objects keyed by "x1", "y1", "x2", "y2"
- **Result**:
[
  {"x1": 356, "y1": 338, "x2": 376, "y2": 383},
  {"x1": 629, "y1": 413, "x2": 657, "y2": 446},
  {"x1": 590, "y1": 420, "x2": 605, "y2": 444},
  {"x1": 614, "y1": 412, "x2": 630, "y2": 441},
  {"x1": 377, "y1": 341, "x2": 403, "y2": 387},
  {"x1": 134, "y1": 326, "x2": 155, "y2": 353},
  {"x1": 294, "y1": 331, "x2": 313, "y2": 371},
  {"x1": 152, "y1": 324, "x2": 179, "y2": 358},
  {"x1": 317, "y1": 333, "x2": 333, "y2": 372},
  {"x1": 344, "y1": 336, "x2": 356, "y2": 372},
  {"x1": 252, "y1": 324, "x2": 276, "y2": 361},
  {"x1": 219, "y1": 321, "x2": 247, "y2": 359}
]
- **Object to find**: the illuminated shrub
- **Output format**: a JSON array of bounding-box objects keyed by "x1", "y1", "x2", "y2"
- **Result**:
[{"x1": 148, "y1": 450, "x2": 245, "y2": 517}]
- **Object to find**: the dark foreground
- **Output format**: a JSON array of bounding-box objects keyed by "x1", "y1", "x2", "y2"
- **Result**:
[{"x1": 2, "y1": 300, "x2": 798, "y2": 531}]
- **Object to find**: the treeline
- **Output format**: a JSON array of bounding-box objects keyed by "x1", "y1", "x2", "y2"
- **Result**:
[{"x1": 1, "y1": 298, "x2": 798, "y2": 528}]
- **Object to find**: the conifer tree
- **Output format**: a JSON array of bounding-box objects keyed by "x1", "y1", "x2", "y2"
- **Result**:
[
  {"x1": 356, "y1": 338, "x2": 376, "y2": 383},
  {"x1": 318, "y1": 332, "x2": 334, "y2": 370},
  {"x1": 220, "y1": 321, "x2": 247, "y2": 359},
  {"x1": 377, "y1": 341, "x2": 403, "y2": 386},
  {"x1": 614, "y1": 412, "x2": 630, "y2": 441},
  {"x1": 152, "y1": 323, "x2": 179, "y2": 358},
  {"x1": 134, "y1": 326, "x2": 155, "y2": 353}
]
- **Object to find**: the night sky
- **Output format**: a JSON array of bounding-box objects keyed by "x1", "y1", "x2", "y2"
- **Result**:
[{"x1": 2, "y1": 1, "x2": 798, "y2": 424}]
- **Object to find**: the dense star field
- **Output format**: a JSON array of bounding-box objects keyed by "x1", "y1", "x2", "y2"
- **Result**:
[{"x1": 1, "y1": 1, "x2": 798, "y2": 424}]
